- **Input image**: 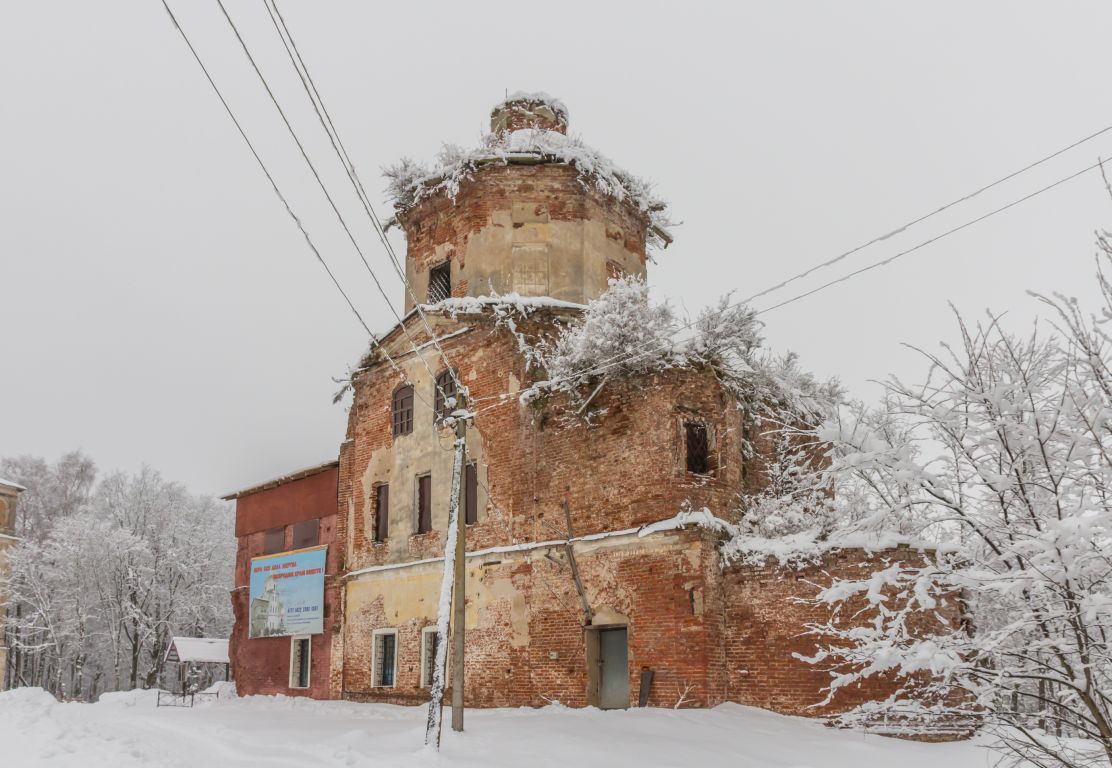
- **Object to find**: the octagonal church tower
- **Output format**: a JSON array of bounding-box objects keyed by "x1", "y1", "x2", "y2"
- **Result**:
[{"x1": 391, "y1": 92, "x2": 670, "y2": 312}]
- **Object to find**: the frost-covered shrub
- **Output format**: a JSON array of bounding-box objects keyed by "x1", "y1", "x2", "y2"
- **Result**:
[
  {"x1": 520, "y1": 276, "x2": 841, "y2": 428},
  {"x1": 530, "y1": 275, "x2": 681, "y2": 395}
]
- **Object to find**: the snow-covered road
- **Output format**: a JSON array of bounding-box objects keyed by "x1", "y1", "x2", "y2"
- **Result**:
[{"x1": 0, "y1": 687, "x2": 1001, "y2": 768}]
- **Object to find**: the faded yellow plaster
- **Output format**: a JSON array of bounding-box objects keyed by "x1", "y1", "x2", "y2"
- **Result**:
[
  {"x1": 403, "y1": 181, "x2": 647, "y2": 313},
  {"x1": 357, "y1": 346, "x2": 489, "y2": 563}
]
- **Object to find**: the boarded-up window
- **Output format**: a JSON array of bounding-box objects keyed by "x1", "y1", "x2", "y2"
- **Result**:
[
  {"x1": 292, "y1": 519, "x2": 319, "y2": 549},
  {"x1": 392, "y1": 384, "x2": 414, "y2": 436},
  {"x1": 264, "y1": 526, "x2": 285, "y2": 554},
  {"x1": 373, "y1": 631, "x2": 397, "y2": 687},
  {"x1": 420, "y1": 628, "x2": 438, "y2": 688},
  {"x1": 434, "y1": 369, "x2": 458, "y2": 423},
  {"x1": 427, "y1": 262, "x2": 451, "y2": 303},
  {"x1": 685, "y1": 422, "x2": 711, "y2": 474},
  {"x1": 373, "y1": 484, "x2": 389, "y2": 544},
  {"x1": 417, "y1": 474, "x2": 432, "y2": 534},
  {"x1": 464, "y1": 463, "x2": 478, "y2": 525}
]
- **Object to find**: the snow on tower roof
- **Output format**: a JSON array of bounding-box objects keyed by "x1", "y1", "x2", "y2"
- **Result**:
[
  {"x1": 492, "y1": 91, "x2": 569, "y2": 121},
  {"x1": 384, "y1": 97, "x2": 674, "y2": 252}
]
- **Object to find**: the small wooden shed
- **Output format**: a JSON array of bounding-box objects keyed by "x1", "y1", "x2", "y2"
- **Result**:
[{"x1": 163, "y1": 637, "x2": 230, "y2": 694}]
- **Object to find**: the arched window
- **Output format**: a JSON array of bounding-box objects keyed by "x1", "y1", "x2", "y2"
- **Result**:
[
  {"x1": 392, "y1": 384, "x2": 414, "y2": 436},
  {"x1": 434, "y1": 370, "x2": 458, "y2": 423}
]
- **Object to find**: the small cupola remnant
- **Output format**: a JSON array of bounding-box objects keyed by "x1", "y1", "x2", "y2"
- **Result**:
[{"x1": 490, "y1": 91, "x2": 569, "y2": 135}]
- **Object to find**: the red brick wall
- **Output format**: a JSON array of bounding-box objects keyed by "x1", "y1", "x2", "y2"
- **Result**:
[
  {"x1": 340, "y1": 313, "x2": 749, "y2": 579},
  {"x1": 234, "y1": 466, "x2": 339, "y2": 537},
  {"x1": 340, "y1": 529, "x2": 721, "y2": 709},
  {"x1": 719, "y1": 547, "x2": 957, "y2": 716},
  {"x1": 331, "y1": 314, "x2": 955, "y2": 728},
  {"x1": 334, "y1": 310, "x2": 794, "y2": 707},
  {"x1": 230, "y1": 581, "x2": 340, "y2": 700},
  {"x1": 230, "y1": 468, "x2": 340, "y2": 699}
]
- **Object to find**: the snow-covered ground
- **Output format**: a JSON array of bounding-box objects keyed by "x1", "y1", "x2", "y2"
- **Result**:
[{"x1": 0, "y1": 686, "x2": 1006, "y2": 768}]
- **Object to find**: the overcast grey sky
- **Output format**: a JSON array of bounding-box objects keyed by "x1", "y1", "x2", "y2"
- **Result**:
[{"x1": 2, "y1": 1, "x2": 1111, "y2": 496}]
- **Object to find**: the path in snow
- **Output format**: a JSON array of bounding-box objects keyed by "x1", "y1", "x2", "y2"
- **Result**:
[{"x1": 0, "y1": 687, "x2": 1003, "y2": 768}]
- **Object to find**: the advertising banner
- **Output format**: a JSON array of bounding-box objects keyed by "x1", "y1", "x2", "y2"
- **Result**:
[{"x1": 247, "y1": 545, "x2": 326, "y2": 639}]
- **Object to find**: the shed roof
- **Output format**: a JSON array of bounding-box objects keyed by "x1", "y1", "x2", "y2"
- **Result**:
[
  {"x1": 220, "y1": 460, "x2": 339, "y2": 501},
  {"x1": 163, "y1": 637, "x2": 229, "y2": 664}
]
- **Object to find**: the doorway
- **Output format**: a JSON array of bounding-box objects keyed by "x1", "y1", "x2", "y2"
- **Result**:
[{"x1": 597, "y1": 627, "x2": 629, "y2": 710}]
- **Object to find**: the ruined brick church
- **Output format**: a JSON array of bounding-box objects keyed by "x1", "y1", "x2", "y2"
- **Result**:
[{"x1": 226, "y1": 94, "x2": 940, "y2": 720}]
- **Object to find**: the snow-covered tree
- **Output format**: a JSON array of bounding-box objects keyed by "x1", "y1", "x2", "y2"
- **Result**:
[
  {"x1": 1, "y1": 452, "x2": 96, "y2": 542},
  {"x1": 2, "y1": 457, "x2": 234, "y2": 699},
  {"x1": 796, "y1": 239, "x2": 1112, "y2": 766}
]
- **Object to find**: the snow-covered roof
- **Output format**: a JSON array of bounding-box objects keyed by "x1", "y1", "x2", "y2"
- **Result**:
[
  {"x1": 221, "y1": 460, "x2": 339, "y2": 501},
  {"x1": 164, "y1": 637, "x2": 228, "y2": 664},
  {"x1": 0, "y1": 477, "x2": 26, "y2": 492},
  {"x1": 164, "y1": 637, "x2": 229, "y2": 665},
  {"x1": 384, "y1": 125, "x2": 674, "y2": 251}
]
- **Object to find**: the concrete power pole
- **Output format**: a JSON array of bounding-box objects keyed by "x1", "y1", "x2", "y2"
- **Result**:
[
  {"x1": 451, "y1": 392, "x2": 467, "y2": 732},
  {"x1": 423, "y1": 391, "x2": 469, "y2": 749}
]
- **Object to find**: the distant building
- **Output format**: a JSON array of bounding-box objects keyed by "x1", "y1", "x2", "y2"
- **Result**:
[{"x1": 0, "y1": 477, "x2": 25, "y2": 692}]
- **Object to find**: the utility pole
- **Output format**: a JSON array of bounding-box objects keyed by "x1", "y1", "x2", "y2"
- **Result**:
[
  {"x1": 424, "y1": 390, "x2": 469, "y2": 749},
  {"x1": 451, "y1": 391, "x2": 467, "y2": 732}
]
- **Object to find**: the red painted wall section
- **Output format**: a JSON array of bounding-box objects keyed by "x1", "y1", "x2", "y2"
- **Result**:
[
  {"x1": 229, "y1": 465, "x2": 340, "y2": 699},
  {"x1": 234, "y1": 466, "x2": 340, "y2": 537}
]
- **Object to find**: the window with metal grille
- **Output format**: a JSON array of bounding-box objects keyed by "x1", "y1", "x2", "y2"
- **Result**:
[
  {"x1": 434, "y1": 370, "x2": 458, "y2": 423},
  {"x1": 420, "y1": 628, "x2": 439, "y2": 688},
  {"x1": 427, "y1": 262, "x2": 451, "y2": 303},
  {"x1": 685, "y1": 421, "x2": 711, "y2": 474},
  {"x1": 417, "y1": 474, "x2": 432, "y2": 534},
  {"x1": 292, "y1": 519, "x2": 319, "y2": 549},
  {"x1": 264, "y1": 526, "x2": 285, "y2": 554},
  {"x1": 392, "y1": 384, "x2": 414, "y2": 436},
  {"x1": 373, "y1": 484, "x2": 389, "y2": 543},
  {"x1": 464, "y1": 463, "x2": 478, "y2": 525},
  {"x1": 372, "y1": 630, "x2": 397, "y2": 687},
  {"x1": 289, "y1": 637, "x2": 311, "y2": 689}
]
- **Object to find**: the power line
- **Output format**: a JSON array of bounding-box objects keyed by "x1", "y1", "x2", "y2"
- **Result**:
[
  {"x1": 260, "y1": 0, "x2": 467, "y2": 399},
  {"x1": 215, "y1": 0, "x2": 452, "y2": 408},
  {"x1": 491, "y1": 153, "x2": 1111, "y2": 396},
  {"x1": 741, "y1": 121, "x2": 1112, "y2": 306},
  {"x1": 261, "y1": 9, "x2": 491, "y2": 585},
  {"x1": 158, "y1": 0, "x2": 409, "y2": 382},
  {"x1": 753, "y1": 156, "x2": 1108, "y2": 316}
]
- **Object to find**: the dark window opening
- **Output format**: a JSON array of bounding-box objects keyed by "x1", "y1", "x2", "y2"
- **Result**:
[
  {"x1": 264, "y1": 526, "x2": 285, "y2": 555},
  {"x1": 392, "y1": 384, "x2": 414, "y2": 436},
  {"x1": 464, "y1": 463, "x2": 478, "y2": 525},
  {"x1": 417, "y1": 474, "x2": 432, "y2": 534},
  {"x1": 685, "y1": 422, "x2": 711, "y2": 474},
  {"x1": 290, "y1": 637, "x2": 310, "y2": 689},
  {"x1": 292, "y1": 519, "x2": 319, "y2": 550},
  {"x1": 434, "y1": 369, "x2": 458, "y2": 423},
  {"x1": 374, "y1": 484, "x2": 389, "y2": 544},
  {"x1": 427, "y1": 262, "x2": 452, "y2": 303}
]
